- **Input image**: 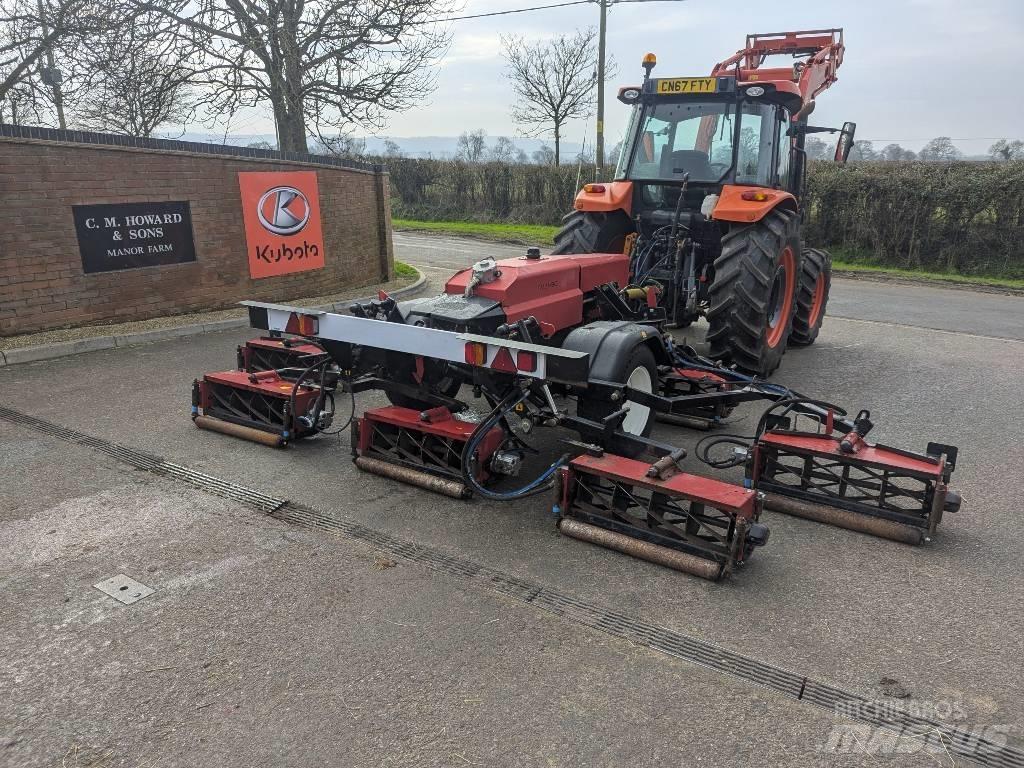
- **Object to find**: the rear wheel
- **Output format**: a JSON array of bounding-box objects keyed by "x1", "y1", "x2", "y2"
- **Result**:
[
  {"x1": 552, "y1": 210, "x2": 632, "y2": 254},
  {"x1": 706, "y1": 209, "x2": 800, "y2": 377},
  {"x1": 789, "y1": 247, "x2": 832, "y2": 346},
  {"x1": 577, "y1": 345, "x2": 657, "y2": 458}
]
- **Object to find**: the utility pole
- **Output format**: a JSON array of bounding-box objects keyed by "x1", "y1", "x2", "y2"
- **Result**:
[
  {"x1": 36, "y1": 0, "x2": 66, "y2": 130},
  {"x1": 595, "y1": 0, "x2": 607, "y2": 169}
]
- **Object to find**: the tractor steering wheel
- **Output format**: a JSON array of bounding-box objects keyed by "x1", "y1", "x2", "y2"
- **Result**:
[{"x1": 710, "y1": 162, "x2": 730, "y2": 175}]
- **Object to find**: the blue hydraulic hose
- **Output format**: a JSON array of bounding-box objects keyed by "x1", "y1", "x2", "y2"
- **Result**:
[{"x1": 460, "y1": 389, "x2": 565, "y2": 501}]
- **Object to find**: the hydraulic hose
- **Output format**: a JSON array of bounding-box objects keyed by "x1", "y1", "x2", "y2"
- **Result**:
[{"x1": 460, "y1": 387, "x2": 566, "y2": 501}]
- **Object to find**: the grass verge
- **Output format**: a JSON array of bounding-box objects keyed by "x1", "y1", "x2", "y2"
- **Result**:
[
  {"x1": 394, "y1": 219, "x2": 559, "y2": 246},
  {"x1": 393, "y1": 260, "x2": 418, "y2": 279},
  {"x1": 831, "y1": 260, "x2": 1024, "y2": 290},
  {"x1": 394, "y1": 219, "x2": 1024, "y2": 291}
]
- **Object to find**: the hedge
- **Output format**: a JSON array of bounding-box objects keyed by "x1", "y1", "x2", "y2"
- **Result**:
[{"x1": 385, "y1": 158, "x2": 1024, "y2": 278}]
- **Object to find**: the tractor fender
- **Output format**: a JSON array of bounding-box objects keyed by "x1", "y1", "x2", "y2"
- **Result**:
[
  {"x1": 562, "y1": 320, "x2": 668, "y2": 383},
  {"x1": 711, "y1": 184, "x2": 798, "y2": 224},
  {"x1": 572, "y1": 180, "x2": 633, "y2": 215}
]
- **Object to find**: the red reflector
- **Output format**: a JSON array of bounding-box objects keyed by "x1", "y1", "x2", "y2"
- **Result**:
[
  {"x1": 583, "y1": 184, "x2": 606, "y2": 193},
  {"x1": 740, "y1": 190, "x2": 772, "y2": 202},
  {"x1": 491, "y1": 346, "x2": 517, "y2": 374},
  {"x1": 516, "y1": 350, "x2": 537, "y2": 372},
  {"x1": 299, "y1": 315, "x2": 318, "y2": 335},
  {"x1": 464, "y1": 342, "x2": 486, "y2": 366},
  {"x1": 285, "y1": 312, "x2": 319, "y2": 336}
]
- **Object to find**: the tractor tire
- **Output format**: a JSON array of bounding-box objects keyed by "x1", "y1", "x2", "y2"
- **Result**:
[
  {"x1": 552, "y1": 210, "x2": 632, "y2": 254},
  {"x1": 577, "y1": 344, "x2": 657, "y2": 458},
  {"x1": 789, "y1": 247, "x2": 832, "y2": 346},
  {"x1": 706, "y1": 209, "x2": 801, "y2": 377}
]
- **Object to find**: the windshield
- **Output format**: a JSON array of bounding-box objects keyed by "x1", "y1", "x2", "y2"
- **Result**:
[
  {"x1": 617, "y1": 99, "x2": 781, "y2": 186},
  {"x1": 618, "y1": 100, "x2": 737, "y2": 183}
]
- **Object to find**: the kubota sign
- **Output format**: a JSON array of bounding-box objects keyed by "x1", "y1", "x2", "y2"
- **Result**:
[{"x1": 238, "y1": 171, "x2": 326, "y2": 279}]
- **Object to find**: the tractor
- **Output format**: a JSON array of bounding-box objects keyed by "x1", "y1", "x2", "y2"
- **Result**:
[{"x1": 554, "y1": 29, "x2": 857, "y2": 376}]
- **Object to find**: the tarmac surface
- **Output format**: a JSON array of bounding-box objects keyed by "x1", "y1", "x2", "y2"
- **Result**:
[{"x1": 2, "y1": 233, "x2": 1023, "y2": 767}]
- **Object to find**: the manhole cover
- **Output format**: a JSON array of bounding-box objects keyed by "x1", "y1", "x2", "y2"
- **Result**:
[{"x1": 94, "y1": 574, "x2": 155, "y2": 605}]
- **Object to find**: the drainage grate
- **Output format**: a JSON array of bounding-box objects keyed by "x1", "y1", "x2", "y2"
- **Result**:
[
  {"x1": 1, "y1": 404, "x2": 1020, "y2": 768},
  {"x1": 153, "y1": 461, "x2": 286, "y2": 513},
  {"x1": 0, "y1": 406, "x2": 285, "y2": 513}
]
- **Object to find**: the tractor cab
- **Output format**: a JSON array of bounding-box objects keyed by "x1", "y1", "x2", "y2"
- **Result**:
[{"x1": 616, "y1": 75, "x2": 797, "y2": 201}]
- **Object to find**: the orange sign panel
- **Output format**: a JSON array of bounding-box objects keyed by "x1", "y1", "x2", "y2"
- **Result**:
[{"x1": 239, "y1": 171, "x2": 326, "y2": 279}]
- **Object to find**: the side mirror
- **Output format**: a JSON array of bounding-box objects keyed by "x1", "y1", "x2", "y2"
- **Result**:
[{"x1": 834, "y1": 121, "x2": 857, "y2": 163}]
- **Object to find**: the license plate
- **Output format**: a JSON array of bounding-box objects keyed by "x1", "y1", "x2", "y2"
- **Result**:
[{"x1": 655, "y1": 77, "x2": 718, "y2": 95}]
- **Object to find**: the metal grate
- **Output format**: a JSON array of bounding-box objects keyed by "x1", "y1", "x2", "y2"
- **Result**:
[
  {"x1": 0, "y1": 406, "x2": 285, "y2": 513},
  {"x1": 1, "y1": 403, "x2": 1020, "y2": 768}
]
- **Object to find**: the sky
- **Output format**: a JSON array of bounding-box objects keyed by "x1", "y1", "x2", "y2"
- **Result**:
[{"x1": 222, "y1": 0, "x2": 1024, "y2": 156}]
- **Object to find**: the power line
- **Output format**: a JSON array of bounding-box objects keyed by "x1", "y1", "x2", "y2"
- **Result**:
[
  {"x1": 859, "y1": 137, "x2": 1006, "y2": 143},
  {"x1": 429, "y1": 0, "x2": 595, "y2": 23}
]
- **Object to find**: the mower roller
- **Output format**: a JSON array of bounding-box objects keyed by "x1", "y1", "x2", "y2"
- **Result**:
[{"x1": 188, "y1": 31, "x2": 962, "y2": 579}]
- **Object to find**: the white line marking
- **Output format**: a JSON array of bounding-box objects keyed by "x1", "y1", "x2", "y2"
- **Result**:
[{"x1": 828, "y1": 315, "x2": 1024, "y2": 343}]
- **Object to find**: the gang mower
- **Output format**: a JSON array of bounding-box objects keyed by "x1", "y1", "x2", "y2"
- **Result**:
[{"x1": 190, "y1": 31, "x2": 962, "y2": 580}]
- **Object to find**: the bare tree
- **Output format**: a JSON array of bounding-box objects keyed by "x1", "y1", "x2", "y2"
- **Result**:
[
  {"x1": 531, "y1": 143, "x2": 555, "y2": 165},
  {"x1": 880, "y1": 143, "x2": 916, "y2": 162},
  {"x1": 72, "y1": 18, "x2": 199, "y2": 136},
  {"x1": 848, "y1": 139, "x2": 877, "y2": 162},
  {"x1": 0, "y1": 0, "x2": 115, "y2": 118},
  {"x1": 135, "y1": 0, "x2": 453, "y2": 152},
  {"x1": 382, "y1": 138, "x2": 403, "y2": 158},
  {"x1": 803, "y1": 136, "x2": 831, "y2": 161},
  {"x1": 919, "y1": 136, "x2": 961, "y2": 162},
  {"x1": 455, "y1": 128, "x2": 486, "y2": 162},
  {"x1": 488, "y1": 135, "x2": 520, "y2": 163},
  {"x1": 502, "y1": 29, "x2": 599, "y2": 166},
  {"x1": 321, "y1": 133, "x2": 365, "y2": 158},
  {"x1": 989, "y1": 139, "x2": 1024, "y2": 162}
]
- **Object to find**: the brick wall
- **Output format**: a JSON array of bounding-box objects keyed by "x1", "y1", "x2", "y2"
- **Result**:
[{"x1": 0, "y1": 128, "x2": 394, "y2": 336}]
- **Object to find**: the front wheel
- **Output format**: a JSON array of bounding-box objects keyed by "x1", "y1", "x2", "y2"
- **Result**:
[
  {"x1": 577, "y1": 345, "x2": 657, "y2": 458},
  {"x1": 706, "y1": 209, "x2": 801, "y2": 377},
  {"x1": 789, "y1": 248, "x2": 832, "y2": 346},
  {"x1": 552, "y1": 209, "x2": 632, "y2": 254}
]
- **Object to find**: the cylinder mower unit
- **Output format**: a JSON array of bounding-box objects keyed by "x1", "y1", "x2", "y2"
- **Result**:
[
  {"x1": 556, "y1": 450, "x2": 768, "y2": 580},
  {"x1": 750, "y1": 430, "x2": 960, "y2": 545},
  {"x1": 237, "y1": 336, "x2": 328, "y2": 377},
  {"x1": 192, "y1": 369, "x2": 328, "y2": 447},
  {"x1": 352, "y1": 405, "x2": 506, "y2": 499}
]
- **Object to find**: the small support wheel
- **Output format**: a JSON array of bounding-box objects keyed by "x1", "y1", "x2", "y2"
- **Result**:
[{"x1": 577, "y1": 345, "x2": 657, "y2": 458}]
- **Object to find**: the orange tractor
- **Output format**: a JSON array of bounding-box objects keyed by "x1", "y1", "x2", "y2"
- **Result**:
[{"x1": 554, "y1": 29, "x2": 856, "y2": 376}]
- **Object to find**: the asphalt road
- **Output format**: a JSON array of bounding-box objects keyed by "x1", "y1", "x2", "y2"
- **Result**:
[
  {"x1": 394, "y1": 231, "x2": 1024, "y2": 341},
  {"x1": 2, "y1": 239, "x2": 1023, "y2": 766}
]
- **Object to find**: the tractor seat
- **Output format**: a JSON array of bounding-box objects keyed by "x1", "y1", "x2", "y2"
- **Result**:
[{"x1": 661, "y1": 149, "x2": 713, "y2": 179}]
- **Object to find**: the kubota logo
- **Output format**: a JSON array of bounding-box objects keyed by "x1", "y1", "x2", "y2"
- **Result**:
[{"x1": 257, "y1": 186, "x2": 311, "y2": 236}]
